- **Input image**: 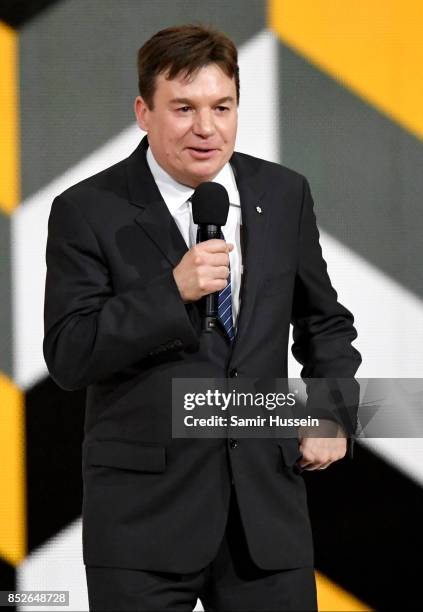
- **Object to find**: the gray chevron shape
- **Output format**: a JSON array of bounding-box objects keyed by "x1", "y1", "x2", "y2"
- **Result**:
[
  {"x1": 0, "y1": 213, "x2": 12, "y2": 376},
  {"x1": 278, "y1": 42, "x2": 423, "y2": 301},
  {"x1": 19, "y1": 0, "x2": 266, "y2": 199}
]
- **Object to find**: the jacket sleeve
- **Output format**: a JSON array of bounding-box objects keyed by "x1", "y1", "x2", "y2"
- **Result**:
[
  {"x1": 43, "y1": 193, "x2": 199, "y2": 391},
  {"x1": 291, "y1": 178, "x2": 362, "y2": 457}
]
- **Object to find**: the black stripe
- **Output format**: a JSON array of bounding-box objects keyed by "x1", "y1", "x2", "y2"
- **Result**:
[
  {"x1": 304, "y1": 442, "x2": 423, "y2": 608},
  {"x1": 0, "y1": 558, "x2": 16, "y2": 604},
  {"x1": 25, "y1": 377, "x2": 85, "y2": 552},
  {"x1": 0, "y1": 0, "x2": 60, "y2": 28}
]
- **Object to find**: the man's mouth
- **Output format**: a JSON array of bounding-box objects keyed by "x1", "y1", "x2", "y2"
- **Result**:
[{"x1": 186, "y1": 147, "x2": 219, "y2": 159}]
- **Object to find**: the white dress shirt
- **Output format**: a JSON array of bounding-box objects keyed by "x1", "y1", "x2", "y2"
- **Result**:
[{"x1": 146, "y1": 146, "x2": 242, "y2": 325}]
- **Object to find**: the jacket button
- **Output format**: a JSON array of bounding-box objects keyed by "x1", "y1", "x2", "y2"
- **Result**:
[
  {"x1": 229, "y1": 369, "x2": 238, "y2": 377},
  {"x1": 229, "y1": 438, "x2": 238, "y2": 449}
]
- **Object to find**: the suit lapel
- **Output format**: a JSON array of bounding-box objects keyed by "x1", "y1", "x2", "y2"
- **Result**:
[
  {"x1": 126, "y1": 136, "x2": 188, "y2": 268},
  {"x1": 230, "y1": 152, "x2": 270, "y2": 355}
]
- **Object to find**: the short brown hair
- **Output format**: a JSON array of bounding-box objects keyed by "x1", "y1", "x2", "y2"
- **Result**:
[{"x1": 137, "y1": 24, "x2": 239, "y2": 109}]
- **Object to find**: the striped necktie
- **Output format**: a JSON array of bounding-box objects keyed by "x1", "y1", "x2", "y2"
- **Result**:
[{"x1": 217, "y1": 231, "x2": 235, "y2": 343}]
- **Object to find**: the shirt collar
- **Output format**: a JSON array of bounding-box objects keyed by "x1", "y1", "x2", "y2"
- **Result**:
[{"x1": 146, "y1": 145, "x2": 240, "y2": 213}]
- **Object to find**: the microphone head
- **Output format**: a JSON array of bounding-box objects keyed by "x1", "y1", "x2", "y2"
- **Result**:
[{"x1": 191, "y1": 182, "x2": 230, "y2": 226}]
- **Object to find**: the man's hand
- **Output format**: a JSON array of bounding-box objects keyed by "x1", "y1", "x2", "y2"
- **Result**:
[
  {"x1": 173, "y1": 239, "x2": 234, "y2": 303},
  {"x1": 297, "y1": 420, "x2": 347, "y2": 471}
]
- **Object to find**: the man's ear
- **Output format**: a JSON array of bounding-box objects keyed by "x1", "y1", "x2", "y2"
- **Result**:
[{"x1": 134, "y1": 96, "x2": 150, "y2": 132}]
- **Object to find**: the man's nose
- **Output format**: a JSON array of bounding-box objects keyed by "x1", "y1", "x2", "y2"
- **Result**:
[{"x1": 193, "y1": 109, "x2": 215, "y2": 137}]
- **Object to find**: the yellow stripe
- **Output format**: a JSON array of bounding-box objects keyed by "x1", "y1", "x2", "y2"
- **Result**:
[
  {"x1": 0, "y1": 373, "x2": 26, "y2": 565},
  {"x1": 316, "y1": 571, "x2": 371, "y2": 611},
  {"x1": 0, "y1": 21, "x2": 20, "y2": 214},
  {"x1": 269, "y1": 0, "x2": 423, "y2": 141}
]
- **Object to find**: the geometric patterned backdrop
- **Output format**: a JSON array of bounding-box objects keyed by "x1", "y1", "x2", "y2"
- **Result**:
[{"x1": 1, "y1": 1, "x2": 423, "y2": 610}]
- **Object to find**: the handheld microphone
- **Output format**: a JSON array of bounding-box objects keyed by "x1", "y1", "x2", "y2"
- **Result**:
[{"x1": 191, "y1": 182, "x2": 230, "y2": 332}]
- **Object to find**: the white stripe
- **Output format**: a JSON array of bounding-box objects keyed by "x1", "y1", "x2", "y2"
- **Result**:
[
  {"x1": 219, "y1": 294, "x2": 231, "y2": 308},
  {"x1": 18, "y1": 518, "x2": 89, "y2": 611},
  {"x1": 219, "y1": 284, "x2": 231, "y2": 296},
  {"x1": 220, "y1": 305, "x2": 231, "y2": 318}
]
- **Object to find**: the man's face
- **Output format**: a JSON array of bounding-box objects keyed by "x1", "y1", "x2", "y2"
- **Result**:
[{"x1": 134, "y1": 63, "x2": 238, "y2": 187}]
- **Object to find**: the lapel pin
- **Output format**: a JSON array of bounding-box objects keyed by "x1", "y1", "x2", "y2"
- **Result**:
[{"x1": 256, "y1": 205, "x2": 263, "y2": 214}]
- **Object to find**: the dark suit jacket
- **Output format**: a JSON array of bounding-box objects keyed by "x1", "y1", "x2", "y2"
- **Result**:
[{"x1": 43, "y1": 136, "x2": 361, "y2": 573}]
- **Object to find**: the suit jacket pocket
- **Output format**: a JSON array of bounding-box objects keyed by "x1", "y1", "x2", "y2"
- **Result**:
[{"x1": 85, "y1": 439, "x2": 166, "y2": 473}]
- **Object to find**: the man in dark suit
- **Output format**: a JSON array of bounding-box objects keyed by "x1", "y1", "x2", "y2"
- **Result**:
[{"x1": 43, "y1": 24, "x2": 361, "y2": 611}]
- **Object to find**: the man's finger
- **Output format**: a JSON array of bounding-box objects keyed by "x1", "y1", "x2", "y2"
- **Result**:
[
  {"x1": 198, "y1": 239, "x2": 234, "y2": 253},
  {"x1": 204, "y1": 252, "x2": 230, "y2": 267},
  {"x1": 208, "y1": 266, "x2": 230, "y2": 280}
]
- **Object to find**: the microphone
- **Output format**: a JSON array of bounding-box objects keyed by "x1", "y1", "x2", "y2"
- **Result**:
[{"x1": 191, "y1": 182, "x2": 230, "y2": 333}]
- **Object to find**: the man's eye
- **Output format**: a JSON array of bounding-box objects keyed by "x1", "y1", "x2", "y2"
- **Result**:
[
  {"x1": 178, "y1": 106, "x2": 191, "y2": 113},
  {"x1": 216, "y1": 106, "x2": 230, "y2": 112}
]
